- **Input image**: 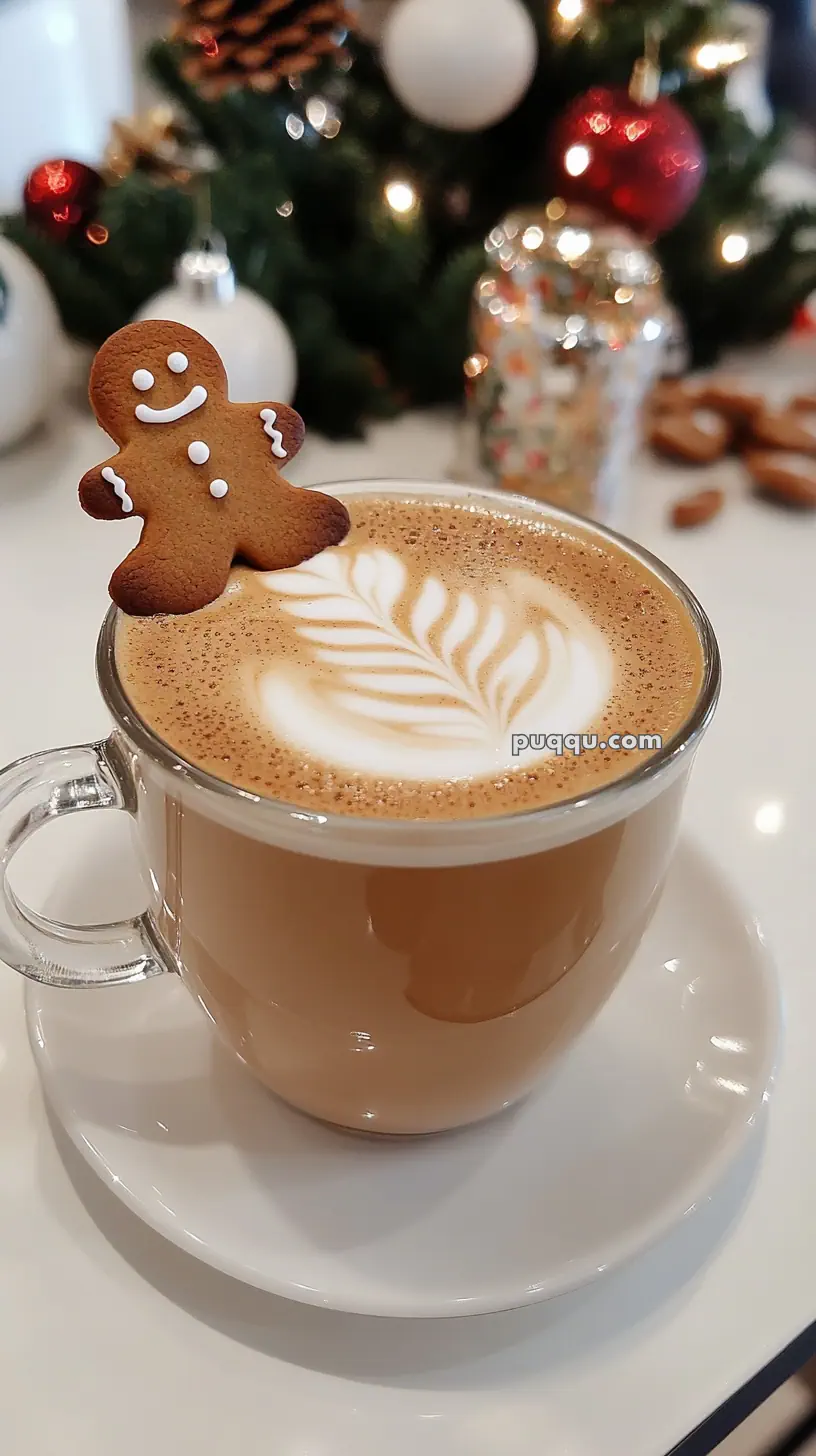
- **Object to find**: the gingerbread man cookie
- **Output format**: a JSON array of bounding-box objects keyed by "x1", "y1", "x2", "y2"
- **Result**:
[{"x1": 79, "y1": 319, "x2": 350, "y2": 615}]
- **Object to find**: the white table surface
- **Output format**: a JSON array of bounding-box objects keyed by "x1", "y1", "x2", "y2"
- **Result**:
[{"x1": 1, "y1": 343, "x2": 815, "y2": 1456}]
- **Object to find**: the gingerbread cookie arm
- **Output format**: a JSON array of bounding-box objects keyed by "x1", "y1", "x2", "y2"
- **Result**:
[
  {"x1": 232, "y1": 402, "x2": 306, "y2": 464},
  {"x1": 79, "y1": 451, "x2": 136, "y2": 521},
  {"x1": 110, "y1": 517, "x2": 235, "y2": 617}
]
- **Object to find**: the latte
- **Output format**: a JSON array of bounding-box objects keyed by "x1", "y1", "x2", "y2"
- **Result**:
[
  {"x1": 117, "y1": 492, "x2": 703, "y2": 819},
  {"x1": 105, "y1": 484, "x2": 717, "y2": 1132}
]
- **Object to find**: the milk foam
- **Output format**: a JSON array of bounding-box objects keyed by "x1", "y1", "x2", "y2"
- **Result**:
[{"x1": 255, "y1": 545, "x2": 614, "y2": 781}]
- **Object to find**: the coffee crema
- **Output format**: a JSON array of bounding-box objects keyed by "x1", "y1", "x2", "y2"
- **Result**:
[{"x1": 116, "y1": 495, "x2": 704, "y2": 819}]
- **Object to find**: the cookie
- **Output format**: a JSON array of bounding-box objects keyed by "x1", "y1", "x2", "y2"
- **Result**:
[
  {"x1": 697, "y1": 381, "x2": 763, "y2": 426},
  {"x1": 649, "y1": 379, "x2": 699, "y2": 414},
  {"x1": 650, "y1": 408, "x2": 731, "y2": 464},
  {"x1": 743, "y1": 450, "x2": 816, "y2": 508},
  {"x1": 748, "y1": 408, "x2": 816, "y2": 454},
  {"x1": 671, "y1": 486, "x2": 725, "y2": 528},
  {"x1": 78, "y1": 320, "x2": 350, "y2": 615}
]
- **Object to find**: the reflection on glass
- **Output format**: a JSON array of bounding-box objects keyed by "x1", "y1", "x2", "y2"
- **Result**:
[
  {"x1": 754, "y1": 800, "x2": 784, "y2": 835},
  {"x1": 710, "y1": 1035, "x2": 747, "y2": 1053},
  {"x1": 714, "y1": 1077, "x2": 749, "y2": 1096}
]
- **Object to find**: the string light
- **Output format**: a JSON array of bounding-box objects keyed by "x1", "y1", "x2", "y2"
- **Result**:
[
  {"x1": 285, "y1": 114, "x2": 305, "y2": 140},
  {"x1": 555, "y1": 227, "x2": 591, "y2": 262},
  {"x1": 564, "y1": 144, "x2": 591, "y2": 177},
  {"x1": 305, "y1": 96, "x2": 342, "y2": 138},
  {"x1": 553, "y1": 0, "x2": 585, "y2": 40},
  {"x1": 306, "y1": 97, "x2": 328, "y2": 128},
  {"x1": 464, "y1": 353, "x2": 489, "y2": 378},
  {"x1": 385, "y1": 179, "x2": 417, "y2": 215},
  {"x1": 522, "y1": 225, "x2": 544, "y2": 250},
  {"x1": 720, "y1": 231, "x2": 750, "y2": 264},
  {"x1": 276, "y1": 200, "x2": 294, "y2": 217},
  {"x1": 693, "y1": 39, "x2": 749, "y2": 72}
]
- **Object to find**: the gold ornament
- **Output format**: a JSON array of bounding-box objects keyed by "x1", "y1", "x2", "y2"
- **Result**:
[{"x1": 103, "y1": 106, "x2": 214, "y2": 186}]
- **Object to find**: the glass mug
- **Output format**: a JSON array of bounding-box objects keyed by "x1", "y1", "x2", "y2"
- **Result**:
[{"x1": 0, "y1": 482, "x2": 720, "y2": 1135}]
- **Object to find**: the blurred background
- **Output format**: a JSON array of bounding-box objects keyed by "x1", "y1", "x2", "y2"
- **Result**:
[{"x1": 1, "y1": 0, "x2": 816, "y2": 523}]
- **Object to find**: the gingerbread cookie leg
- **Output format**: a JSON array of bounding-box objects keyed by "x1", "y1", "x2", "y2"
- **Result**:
[
  {"x1": 111, "y1": 519, "x2": 235, "y2": 616},
  {"x1": 239, "y1": 486, "x2": 350, "y2": 573}
]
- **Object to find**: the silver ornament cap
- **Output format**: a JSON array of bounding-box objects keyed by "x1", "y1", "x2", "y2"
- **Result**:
[{"x1": 174, "y1": 229, "x2": 236, "y2": 304}]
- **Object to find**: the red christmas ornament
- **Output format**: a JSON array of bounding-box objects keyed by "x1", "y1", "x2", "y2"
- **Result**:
[
  {"x1": 549, "y1": 87, "x2": 705, "y2": 238},
  {"x1": 792, "y1": 300, "x2": 816, "y2": 335},
  {"x1": 23, "y1": 159, "x2": 103, "y2": 242}
]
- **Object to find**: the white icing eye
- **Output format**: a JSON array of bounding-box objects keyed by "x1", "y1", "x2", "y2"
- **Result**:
[
  {"x1": 132, "y1": 369, "x2": 154, "y2": 391},
  {"x1": 188, "y1": 440, "x2": 210, "y2": 465},
  {"x1": 209, "y1": 478, "x2": 229, "y2": 498},
  {"x1": 167, "y1": 352, "x2": 188, "y2": 374}
]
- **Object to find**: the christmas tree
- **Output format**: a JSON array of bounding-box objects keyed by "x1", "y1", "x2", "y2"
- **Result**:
[{"x1": 4, "y1": 0, "x2": 816, "y2": 438}]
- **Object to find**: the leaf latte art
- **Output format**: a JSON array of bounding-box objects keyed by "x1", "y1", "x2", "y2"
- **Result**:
[{"x1": 255, "y1": 546, "x2": 614, "y2": 781}]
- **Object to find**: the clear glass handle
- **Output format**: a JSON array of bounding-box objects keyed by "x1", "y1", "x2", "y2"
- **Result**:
[{"x1": 0, "y1": 736, "x2": 175, "y2": 987}]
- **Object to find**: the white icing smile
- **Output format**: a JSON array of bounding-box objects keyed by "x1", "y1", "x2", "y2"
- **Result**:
[
  {"x1": 255, "y1": 547, "x2": 614, "y2": 782},
  {"x1": 135, "y1": 385, "x2": 207, "y2": 424}
]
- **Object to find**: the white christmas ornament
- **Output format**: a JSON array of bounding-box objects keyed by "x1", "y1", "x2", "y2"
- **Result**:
[
  {"x1": 0, "y1": 237, "x2": 61, "y2": 452},
  {"x1": 382, "y1": 0, "x2": 537, "y2": 132},
  {"x1": 136, "y1": 234, "x2": 296, "y2": 405}
]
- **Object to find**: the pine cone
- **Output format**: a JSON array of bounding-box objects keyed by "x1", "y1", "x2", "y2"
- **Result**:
[{"x1": 176, "y1": 0, "x2": 351, "y2": 97}]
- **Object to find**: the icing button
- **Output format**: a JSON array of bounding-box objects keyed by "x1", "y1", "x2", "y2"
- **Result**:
[
  {"x1": 167, "y1": 352, "x2": 189, "y2": 374},
  {"x1": 188, "y1": 440, "x2": 210, "y2": 465},
  {"x1": 132, "y1": 369, "x2": 154, "y2": 391},
  {"x1": 209, "y1": 478, "x2": 229, "y2": 499}
]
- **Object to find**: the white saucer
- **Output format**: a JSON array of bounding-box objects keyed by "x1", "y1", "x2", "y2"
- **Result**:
[{"x1": 27, "y1": 839, "x2": 780, "y2": 1319}]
